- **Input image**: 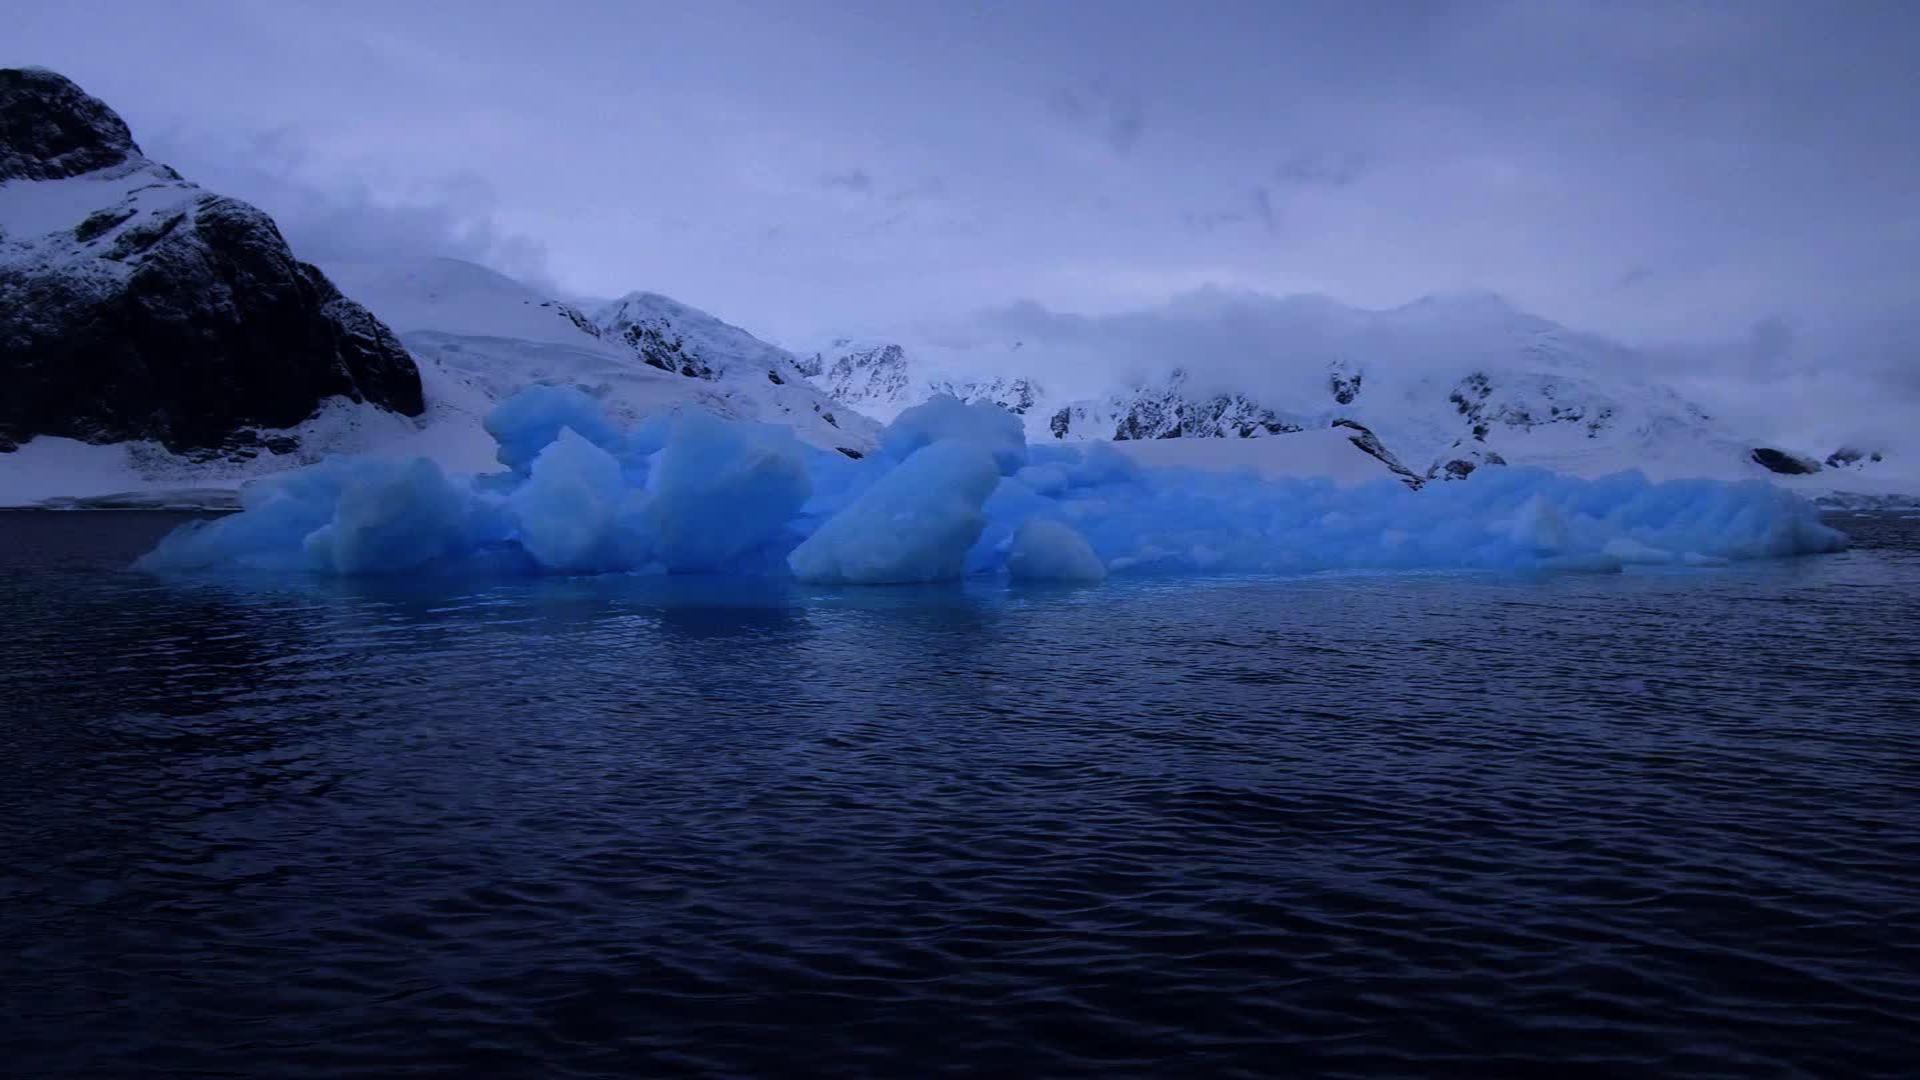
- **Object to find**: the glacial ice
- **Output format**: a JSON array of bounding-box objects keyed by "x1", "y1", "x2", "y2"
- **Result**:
[
  {"x1": 880, "y1": 394, "x2": 1029, "y2": 475},
  {"x1": 789, "y1": 440, "x2": 1001, "y2": 584},
  {"x1": 483, "y1": 384, "x2": 624, "y2": 473},
  {"x1": 1008, "y1": 518, "x2": 1108, "y2": 583},
  {"x1": 136, "y1": 389, "x2": 1849, "y2": 583}
]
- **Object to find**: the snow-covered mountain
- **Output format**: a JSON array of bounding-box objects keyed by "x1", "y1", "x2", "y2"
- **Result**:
[
  {"x1": 328, "y1": 258, "x2": 874, "y2": 450},
  {"x1": 3, "y1": 255, "x2": 882, "y2": 506},
  {"x1": 0, "y1": 67, "x2": 885, "y2": 507},
  {"x1": 801, "y1": 290, "x2": 1900, "y2": 492},
  {"x1": 0, "y1": 67, "x2": 422, "y2": 453},
  {"x1": 3, "y1": 69, "x2": 1906, "y2": 507},
  {"x1": 803, "y1": 338, "x2": 1046, "y2": 420}
]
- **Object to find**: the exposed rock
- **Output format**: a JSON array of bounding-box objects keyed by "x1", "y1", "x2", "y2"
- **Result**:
[
  {"x1": 1049, "y1": 406, "x2": 1073, "y2": 440},
  {"x1": 609, "y1": 319, "x2": 712, "y2": 377},
  {"x1": 1428, "y1": 439, "x2": 1507, "y2": 481},
  {"x1": 1447, "y1": 370, "x2": 1621, "y2": 440},
  {"x1": 1824, "y1": 446, "x2": 1883, "y2": 469},
  {"x1": 0, "y1": 68, "x2": 138, "y2": 182},
  {"x1": 818, "y1": 341, "x2": 912, "y2": 406},
  {"x1": 593, "y1": 291, "x2": 815, "y2": 383},
  {"x1": 1327, "y1": 360, "x2": 1363, "y2": 405},
  {"x1": 536, "y1": 300, "x2": 602, "y2": 340},
  {"x1": 928, "y1": 375, "x2": 1040, "y2": 415},
  {"x1": 0, "y1": 68, "x2": 423, "y2": 451},
  {"x1": 1331, "y1": 419, "x2": 1424, "y2": 489},
  {"x1": 1750, "y1": 447, "x2": 1821, "y2": 475},
  {"x1": 1059, "y1": 369, "x2": 1303, "y2": 440},
  {"x1": 801, "y1": 339, "x2": 1047, "y2": 420}
]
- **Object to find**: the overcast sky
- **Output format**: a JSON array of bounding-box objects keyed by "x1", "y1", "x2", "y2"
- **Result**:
[{"x1": 10, "y1": 1, "x2": 1918, "y2": 350}]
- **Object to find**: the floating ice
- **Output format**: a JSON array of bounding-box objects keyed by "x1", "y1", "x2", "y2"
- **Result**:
[
  {"x1": 644, "y1": 411, "x2": 811, "y2": 574},
  {"x1": 1007, "y1": 518, "x2": 1108, "y2": 583},
  {"x1": 509, "y1": 429, "x2": 635, "y2": 572},
  {"x1": 136, "y1": 390, "x2": 1848, "y2": 582},
  {"x1": 484, "y1": 384, "x2": 623, "y2": 474},
  {"x1": 879, "y1": 395, "x2": 1028, "y2": 475},
  {"x1": 788, "y1": 440, "x2": 1001, "y2": 584}
]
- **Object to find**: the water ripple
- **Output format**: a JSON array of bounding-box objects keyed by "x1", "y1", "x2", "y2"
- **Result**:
[{"x1": 0, "y1": 510, "x2": 1916, "y2": 1076}]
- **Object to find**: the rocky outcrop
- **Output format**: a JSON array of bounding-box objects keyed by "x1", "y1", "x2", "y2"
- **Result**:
[
  {"x1": 0, "y1": 68, "x2": 138, "y2": 182},
  {"x1": 818, "y1": 342, "x2": 912, "y2": 406},
  {"x1": 609, "y1": 318, "x2": 715, "y2": 378},
  {"x1": 1428, "y1": 441, "x2": 1507, "y2": 481},
  {"x1": 1327, "y1": 359, "x2": 1363, "y2": 405},
  {"x1": 1048, "y1": 369, "x2": 1304, "y2": 441},
  {"x1": 1331, "y1": 419, "x2": 1424, "y2": 489},
  {"x1": 1448, "y1": 370, "x2": 1621, "y2": 441},
  {"x1": 592, "y1": 291, "x2": 810, "y2": 385},
  {"x1": 927, "y1": 375, "x2": 1040, "y2": 415},
  {"x1": 0, "y1": 68, "x2": 422, "y2": 452},
  {"x1": 1824, "y1": 446, "x2": 1883, "y2": 470},
  {"x1": 1750, "y1": 447, "x2": 1821, "y2": 475},
  {"x1": 799, "y1": 337, "x2": 1045, "y2": 419}
]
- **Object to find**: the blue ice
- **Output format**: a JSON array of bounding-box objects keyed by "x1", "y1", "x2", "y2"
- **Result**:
[{"x1": 137, "y1": 389, "x2": 1849, "y2": 583}]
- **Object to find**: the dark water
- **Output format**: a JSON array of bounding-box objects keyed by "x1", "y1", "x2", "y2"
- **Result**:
[{"x1": 2, "y1": 510, "x2": 1917, "y2": 1078}]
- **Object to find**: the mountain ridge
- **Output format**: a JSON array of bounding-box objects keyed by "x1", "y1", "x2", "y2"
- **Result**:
[
  {"x1": 797, "y1": 290, "x2": 1895, "y2": 489},
  {"x1": 0, "y1": 67, "x2": 423, "y2": 452}
]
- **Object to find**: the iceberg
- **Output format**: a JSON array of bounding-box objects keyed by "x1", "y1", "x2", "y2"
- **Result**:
[
  {"x1": 1007, "y1": 518, "x2": 1108, "y2": 583},
  {"x1": 788, "y1": 440, "x2": 1000, "y2": 584},
  {"x1": 136, "y1": 390, "x2": 1849, "y2": 582}
]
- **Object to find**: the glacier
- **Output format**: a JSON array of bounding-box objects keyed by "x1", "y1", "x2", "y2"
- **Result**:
[{"x1": 137, "y1": 388, "x2": 1849, "y2": 583}]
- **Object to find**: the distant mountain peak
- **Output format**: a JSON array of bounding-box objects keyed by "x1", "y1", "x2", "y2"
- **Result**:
[{"x1": 1396, "y1": 289, "x2": 1520, "y2": 316}]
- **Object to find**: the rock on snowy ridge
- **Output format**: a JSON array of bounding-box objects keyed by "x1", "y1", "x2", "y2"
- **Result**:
[{"x1": 0, "y1": 67, "x2": 423, "y2": 453}]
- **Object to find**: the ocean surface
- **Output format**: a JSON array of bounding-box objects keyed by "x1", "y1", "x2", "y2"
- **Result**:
[{"x1": 2, "y1": 509, "x2": 1916, "y2": 1077}]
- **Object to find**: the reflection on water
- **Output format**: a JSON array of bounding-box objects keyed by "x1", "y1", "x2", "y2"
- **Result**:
[{"x1": 1, "y1": 510, "x2": 1917, "y2": 1076}]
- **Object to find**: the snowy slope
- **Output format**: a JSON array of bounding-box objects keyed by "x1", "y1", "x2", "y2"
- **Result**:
[
  {"x1": 802, "y1": 338, "x2": 1048, "y2": 421},
  {"x1": 1, "y1": 257, "x2": 880, "y2": 507}
]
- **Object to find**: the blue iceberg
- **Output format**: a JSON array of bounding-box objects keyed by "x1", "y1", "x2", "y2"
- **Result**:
[{"x1": 137, "y1": 388, "x2": 1848, "y2": 582}]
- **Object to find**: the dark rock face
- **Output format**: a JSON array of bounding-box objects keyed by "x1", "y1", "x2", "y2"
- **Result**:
[
  {"x1": 1824, "y1": 446, "x2": 1882, "y2": 469},
  {"x1": 1331, "y1": 419, "x2": 1424, "y2": 489},
  {"x1": 1111, "y1": 393, "x2": 1298, "y2": 440},
  {"x1": 928, "y1": 375, "x2": 1040, "y2": 416},
  {"x1": 1327, "y1": 361, "x2": 1363, "y2": 405},
  {"x1": 1448, "y1": 370, "x2": 1616, "y2": 441},
  {"x1": 611, "y1": 320, "x2": 715, "y2": 378},
  {"x1": 1750, "y1": 447, "x2": 1820, "y2": 475},
  {"x1": 1102, "y1": 371, "x2": 1302, "y2": 440},
  {"x1": 0, "y1": 68, "x2": 423, "y2": 451},
  {"x1": 1430, "y1": 447, "x2": 1506, "y2": 481},
  {"x1": 818, "y1": 342, "x2": 910, "y2": 404},
  {"x1": 0, "y1": 68, "x2": 138, "y2": 182}
]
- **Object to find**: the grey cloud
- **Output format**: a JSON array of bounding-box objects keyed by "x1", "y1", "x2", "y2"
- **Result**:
[
  {"x1": 1612, "y1": 266, "x2": 1656, "y2": 291},
  {"x1": 1276, "y1": 150, "x2": 1368, "y2": 188},
  {"x1": 886, "y1": 177, "x2": 948, "y2": 205},
  {"x1": 143, "y1": 126, "x2": 551, "y2": 287},
  {"x1": 10, "y1": 0, "x2": 1917, "y2": 388},
  {"x1": 1251, "y1": 187, "x2": 1277, "y2": 234},
  {"x1": 1048, "y1": 79, "x2": 1146, "y2": 154},
  {"x1": 1184, "y1": 187, "x2": 1278, "y2": 235},
  {"x1": 821, "y1": 168, "x2": 874, "y2": 194}
]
